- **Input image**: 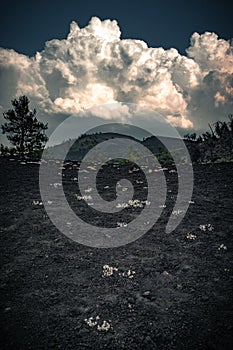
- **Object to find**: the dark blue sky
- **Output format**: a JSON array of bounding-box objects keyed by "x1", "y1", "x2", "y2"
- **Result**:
[{"x1": 0, "y1": 0, "x2": 232, "y2": 56}]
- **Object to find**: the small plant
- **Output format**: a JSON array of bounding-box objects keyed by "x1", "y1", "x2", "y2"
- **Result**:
[
  {"x1": 97, "y1": 320, "x2": 111, "y2": 331},
  {"x1": 102, "y1": 265, "x2": 118, "y2": 277},
  {"x1": 102, "y1": 265, "x2": 136, "y2": 279},
  {"x1": 32, "y1": 200, "x2": 43, "y2": 206},
  {"x1": 117, "y1": 222, "x2": 128, "y2": 228},
  {"x1": 186, "y1": 233, "x2": 197, "y2": 240},
  {"x1": 199, "y1": 224, "x2": 214, "y2": 232},
  {"x1": 158, "y1": 149, "x2": 174, "y2": 166},
  {"x1": 218, "y1": 244, "x2": 227, "y2": 251},
  {"x1": 84, "y1": 316, "x2": 112, "y2": 332}
]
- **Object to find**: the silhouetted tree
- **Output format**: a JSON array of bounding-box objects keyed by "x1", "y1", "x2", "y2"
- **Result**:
[
  {"x1": 201, "y1": 131, "x2": 216, "y2": 162},
  {"x1": 184, "y1": 133, "x2": 191, "y2": 140},
  {"x1": 190, "y1": 133, "x2": 197, "y2": 141},
  {"x1": 184, "y1": 133, "x2": 197, "y2": 141},
  {"x1": 0, "y1": 144, "x2": 15, "y2": 156},
  {"x1": 1, "y1": 96, "x2": 48, "y2": 156},
  {"x1": 196, "y1": 135, "x2": 203, "y2": 143},
  {"x1": 228, "y1": 115, "x2": 233, "y2": 134},
  {"x1": 214, "y1": 121, "x2": 222, "y2": 138}
]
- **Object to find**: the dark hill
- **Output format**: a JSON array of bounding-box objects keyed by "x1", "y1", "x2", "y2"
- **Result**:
[
  {"x1": 44, "y1": 131, "x2": 233, "y2": 164},
  {"x1": 45, "y1": 132, "x2": 184, "y2": 163}
]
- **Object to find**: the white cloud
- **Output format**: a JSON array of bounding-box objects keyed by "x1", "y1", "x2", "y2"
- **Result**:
[
  {"x1": 0, "y1": 17, "x2": 232, "y2": 134},
  {"x1": 186, "y1": 32, "x2": 233, "y2": 73}
]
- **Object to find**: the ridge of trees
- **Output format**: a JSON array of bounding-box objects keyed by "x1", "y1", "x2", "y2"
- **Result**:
[
  {"x1": 0, "y1": 96, "x2": 232, "y2": 164},
  {"x1": 184, "y1": 115, "x2": 233, "y2": 143},
  {"x1": 184, "y1": 115, "x2": 233, "y2": 163}
]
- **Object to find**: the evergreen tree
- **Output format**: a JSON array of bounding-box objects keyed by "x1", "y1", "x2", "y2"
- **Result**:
[
  {"x1": 1, "y1": 96, "x2": 48, "y2": 156},
  {"x1": 190, "y1": 133, "x2": 197, "y2": 141}
]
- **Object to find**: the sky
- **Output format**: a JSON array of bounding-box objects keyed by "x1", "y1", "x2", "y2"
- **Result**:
[{"x1": 0, "y1": 0, "x2": 232, "y2": 143}]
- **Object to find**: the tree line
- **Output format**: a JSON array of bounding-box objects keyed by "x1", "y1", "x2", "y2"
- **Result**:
[
  {"x1": 0, "y1": 95, "x2": 232, "y2": 163},
  {"x1": 184, "y1": 116, "x2": 233, "y2": 143},
  {"x1": 184, "y1": 116, "x2": 233, "y2": 163}
]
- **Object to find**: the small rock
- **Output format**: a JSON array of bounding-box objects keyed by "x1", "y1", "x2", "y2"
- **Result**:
[
  {"x1": 143, "y1": 291, "x2": 151, "y2": 296},
  {"x1": 4, "y1": 307, "x2": 11, "y2": 312},
  {"x1": 162, "y1": 270, "x2": 169, "y2": 276},
  {"x1": 182, "y1": 265, "x2": 191, "y2": 271}
]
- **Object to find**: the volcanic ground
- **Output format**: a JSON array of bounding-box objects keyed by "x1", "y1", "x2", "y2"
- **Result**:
[{"x1": 0, "y1": 158, "x2": 233, "y2": 350}]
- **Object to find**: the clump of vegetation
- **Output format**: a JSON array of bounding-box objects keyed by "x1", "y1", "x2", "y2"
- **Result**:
[
  {"x1": 184, "y1": 115, "x2": 233, "y2": 163},
  {"x1": 1, "y1": 95, "x2": 48, "y2": 158},
  {"x1": 158, "y1": 149, "x2": 174, "y2": 166}
]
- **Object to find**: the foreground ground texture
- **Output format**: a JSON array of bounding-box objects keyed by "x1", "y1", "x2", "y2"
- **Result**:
[{"x1": 0, "y1": 158, "x2": 233, "y2": 350}]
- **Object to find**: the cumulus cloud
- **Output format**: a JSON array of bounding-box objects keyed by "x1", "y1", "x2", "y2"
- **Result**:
[{"x1": 0, "y1": 16, "x2": 232, "y2": 135}]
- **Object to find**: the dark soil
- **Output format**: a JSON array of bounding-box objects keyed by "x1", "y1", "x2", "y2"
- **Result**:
[{"x1": 0, "y1": 158, "x2": 233, "y2": 350}]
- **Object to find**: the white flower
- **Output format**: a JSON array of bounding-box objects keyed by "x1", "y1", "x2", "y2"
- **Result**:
[
  {"x1": 172, "y1": 209, "x2": 183, "y2": 215},
  {"x1": 52, "y1": 182, "x2": 62, "y2": 188},
  {"x1": 144, "y1": 221, "x2": 150, "y2": 225},
  {"x1": 87, "y1": 165, "x2": 96, "y2": 171},
  {"x1": 186, "y1": 233, "x2": 197, "y2": 240},
  {"x1": 103, "y1": 265, "x2": 136, "y2": 279},
  {"x1": 116, "y1": 203, "x2": 129, "y2": 209},
  {"x1": 97, "y1": 320, "x2": 111, "y2": 331},
  {"x1": 199, "y1": 224, "x2": 214, "y2": 232},
  {"x1": 117, "y1": 199, "x2": 150, "y2": 209},
  {"x1": 127, "y1": 270, "x2": 136, "y2": 279},
  {"x1": 32, "y1": 200, "x2": 43, "y2": 206},
  {"x1": 122, "y1": 187, "x2": 128, "y2": 192},
  {"x1": 207, "y1": 224, "x2": 214, "y2": 231},
  {"x1": 128, "y1": 167, "x2": 139, "y2": 173},
  {"x1": 84, "y1": 187, "x2": 93, "y2": 193},
  {"x1": 128, "y1": 199, "x2": 143, "y2": 208},
  {"x1": 102, "y1": 265, "x2": 118, "y2": 277},
  {"x1": 85, "y1": 316, "x2": 111, "y2": 332},
  {"x1": 117, "y1": 222, "x2": 128, "y2": 228},
  {"x1": 84, "y1": 317, "x2": 98, "y2": 327},
  {"x1": 75, "y1": 194, "x2": 92, "y2": 201},
  {"x1": 218, "y1": 244, "x2": 227, "y2": 251}
]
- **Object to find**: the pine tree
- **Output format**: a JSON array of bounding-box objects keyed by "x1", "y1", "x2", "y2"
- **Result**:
[{"x1": 1, "y1": 96, "x2": 48, "y2": 156}]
